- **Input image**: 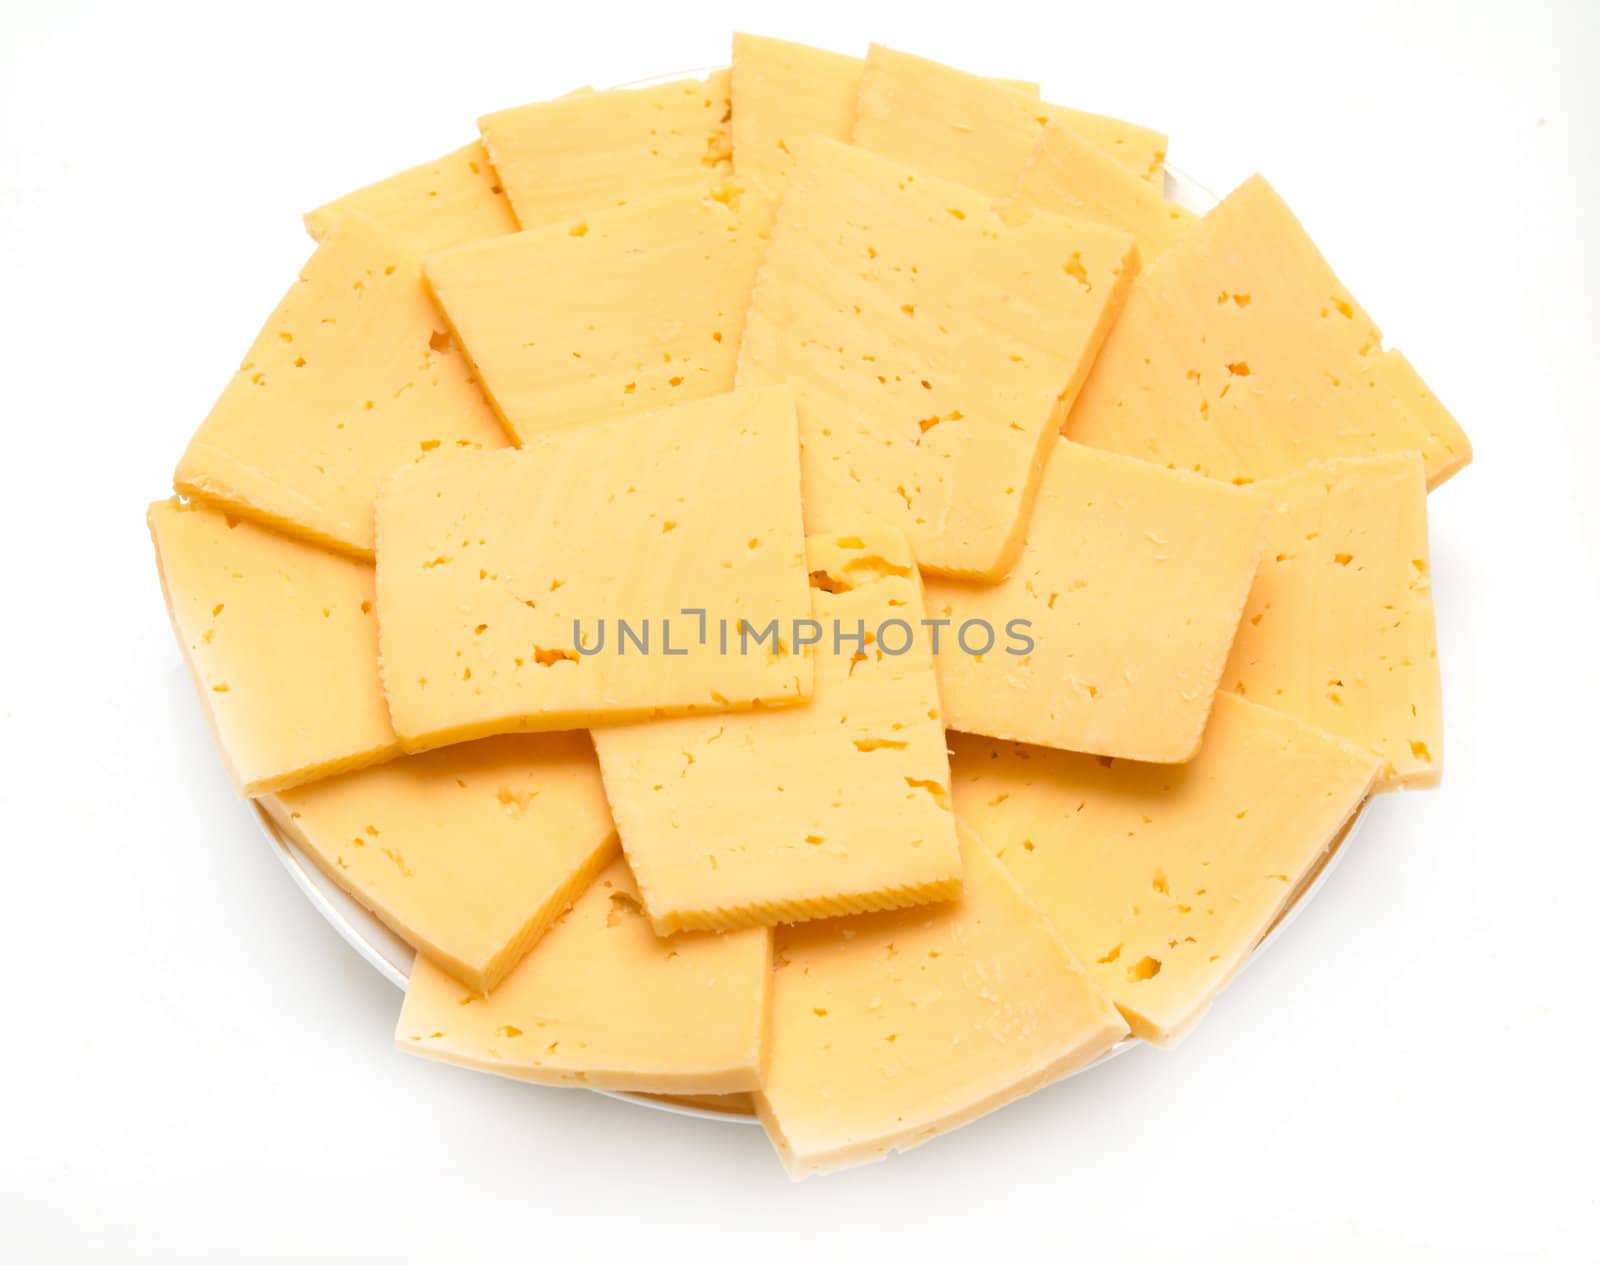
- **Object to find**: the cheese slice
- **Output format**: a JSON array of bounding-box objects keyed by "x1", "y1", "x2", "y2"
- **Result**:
[
  {"x1": 738, "y1": 138, "x2": 1137, "y2": 579},
  {"x1": 1221, "y1": 453, "x2": 1442, "y2": 788},
  {"x1": 397, "y1": 857, "x2": 770, "y2": 1094},
  {"x1": 1013, "y1": 119, "x2": 1195, "y2": 261},
  {"x1": 1066, "y1": 174, "x2": 1472, "y2": 488},
  {"x1": 262, "y1": 732, "x2": 617, "y2": 993},
  {"x1": 593, "y1": 529, "x2": 962, "y2": 935},
  {"x1": 373, "y1": 386, "x2": 813, "y2": 751},
  {"x1": 948, "y1": 692, "x2": 1378, "y2": 1045},
  {"x1": 174, "y1": 212, "x2": 508, "y2": 559},
  {"x1": 924, "y1": 440, "x2": 1267, "y2": 762},
  {"x1": 424, "y1": 181, "x2": 773, "y2": 443},
  {"x1": 755, "y1": 828, "x2": 1128, "y2": 1177},
  {"x1": 149, "y1": 498, "x2": 399, "y2": 795},
  {"x1": 852, "y1": 45, "x2": 1165, "y2": 196},
  {"x1": 303, "y1": 141, "x2": 518, "y2": 255},
  {"x1": 479, "y1": 73, "x2": 732, "y2": 230}
]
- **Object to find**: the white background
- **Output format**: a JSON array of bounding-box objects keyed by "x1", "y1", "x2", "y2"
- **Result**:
[{"x1": 1, "y1": 0, "x2": 1595, "y2": 1260}]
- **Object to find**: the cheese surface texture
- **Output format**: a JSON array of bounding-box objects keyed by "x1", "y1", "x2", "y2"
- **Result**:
[
  {"x1": 263, "y1": 732, "x2": 617, "y2": 993},
  {"x1": 1066, "y1": 175, "x2": 1472, "y2": 488},
  {"x1": 397, "y1": 858, "x2": 770, "y2": 1093},
  {"x1": 738, "y1": 138, "x2": 1137, "y2": 579},
  {"x1": 303, "y1": 141, "x2": 518, "y2": 255},
  {"x1": 925, "y1": 441, "x2": 1268, "y2": 762},
  {"x1": 756, "y1": 830, "x2": 1128, "y2": 1176},
  {"x1": 149, "y1": 498, "x2": 399, "y2": 795},
  {"x1": 593, "y1": 529, "x2": 962, "y2": 934},
  {"x1": 374, "y1": 386, "x2": 813, "y2": 750},
  {"x1": 1221, "y1": 454, "x2": 1442, "y2": 787},
  {"x1": 424, "y1": 182, "x2": 772, "y2": 443},
  {"x1": 175, "y1": 213, "x2": 508, "y2": 558},
  {"x1": 479, "y1": 73, "x2": 732, "y2": 229},
  {"x1": 949, "y1": 693, "x2": 1378, "y2": 1045}
]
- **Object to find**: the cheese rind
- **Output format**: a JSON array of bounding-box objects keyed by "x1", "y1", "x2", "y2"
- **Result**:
[
  {"x1": 593, "y1": 529, "x2": 962, "y2": 934},
  {"x1": 924, "y1": 440, "x2": 1269, "y2": 762},
  {"x1": 755, "y1": 829, "x2": 1128, "y2": 1177},
  {"x1": 373, "y1": 386, "x2": 813, "y2": 750},
  {"x1": 175, "y1": 212, "x2": 508, "y2": 559},
  {"x1": 949, "y1": 693, "x2": 1378, "y2": 1045},
  {"x1": 424, "y1": 182, "x2": 773, "y2": 443},
  {"x1": 397, "y1": 857, "x2": 771, "y2": 1093},
  {"x1": 148, "y1": 498, "x2": 400, "y2": 795},
  {"x1": 1066, "y1": 174, "x2": 1472, "y2": 488},
  {"x1": 1221, "y1": 453, "x2": 1442, "y2": 787},
  {"x1": 263, "y1": 732, "x2": 618, "y2": 993},
  {"x1": 738, "y1": 138, "x2": 1137, "y2": 579},
  {"x1": 479, "y1": 73, "x2": 732, "y2": 230},
  {"x1": 303, "y1": 141, "x2": 518, "y2": 255}
]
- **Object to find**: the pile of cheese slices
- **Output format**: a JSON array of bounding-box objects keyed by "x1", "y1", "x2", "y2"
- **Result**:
[{"x1": 149, "y1": 36, "x2": 1470, "y2": 1177}]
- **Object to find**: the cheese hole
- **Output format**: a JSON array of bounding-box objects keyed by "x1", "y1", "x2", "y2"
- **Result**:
[{"x1": 1128, "y1": 956, "x2": 1162, "y2": 982}]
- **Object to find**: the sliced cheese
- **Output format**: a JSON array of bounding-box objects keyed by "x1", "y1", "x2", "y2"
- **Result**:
[
  {"x1": 948, "y1": 692, "x2": 1378, "y2": 1045},
  {"x1": 852, "y1": 45, "x2": 1165, "y2": 196},
  {"x1": 148, "y1": 498, "x2": 399, "y2": 795},
  {"x1": 738, "y1": 138, "x2": 1137, "y2": 579},
  {"x1": 424, "y1": 181, "x2": 772, "y2": 443},
  {"x1": 175, "y1": 213, "x2": 508, "y2": 559},
  {"x1": 479, "y1": 73, "x2": 731, "y2": 230},
  {"x1": 594, "y1": 529, "x2": 962, "y2": 935},
  {"x1": 303, "y1": 141, "x2": 518, "y2": 255},
  {"x1": 1066, "y1": 174, "x2": 1472, "y2": 488},
  {"x1": 755, "y1": 829, "x2": 1128, "y2": 1177},
  {"x1": 373, "y1": 386, "x2": 813, "y2": 751},
  {"x1": 924, "y1": 440, "x2": 1267, "y2": 762},
  {"x1": 1221, "y1": 453, "x2": 1442, "y2": 787},
  {"x1": 263, "y1": 732, "x2": 617, "y2": 994},
  {"x1": 397, "y1": 857, "x2": 770, "y2": 1094},
  {"x1": 1013, "y1": 119, "x2": 1195, "y2": 261}
]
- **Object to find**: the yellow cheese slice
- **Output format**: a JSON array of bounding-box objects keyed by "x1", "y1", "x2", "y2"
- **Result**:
[
  {"x1": 424, "y1": 181, "x2": 773, "y2": 443},
  {"x1": 397, "y1": 857, "x2": 770, "y2": 1094},
  {"x1": 1220, "y1": 453, "x2": 1442, "y2": 788},
  {"x1": 1066, "y1": 174, "x2": 1472, "y2": 489},
  {"x1": 1013, "y1": 119, "x2": 1195, "y2": 261},
  {"x1": 948, "y1": 692, "x2": 1378, "y2": 1045},
  {"x1": 303, "y1": 141, "x2": 518, "y2": 255},
  {"x1": 852, "y1": 45, "x2": 1166, "y2": 196},
  {"x1": 924, "y1": 440, "x2": 1267, "y2": 762},
  {"x1": 148, "y1": 498, "x2": 400, "y2": 795},
  {"x1": 262, "y1": 732, "x2": 618, "y2": 993},
  {"x1": 374, "y1": 385, "x2": 813, "y2": 751},
  {"x1": 478, "y1": 73, "x2": 732, "y2": 230},
  {"x1": 737, "y1": 138, "x2": 1137, "y2": 579},
  {"x1": 174, "y1": 212, "x2": 508, "y2": 560},
  {"x1": 755, "y1": 829, "x2": 1128, "y2": 1177},
  {"x1": 593, "y1": 529, "x2": 962, "y2": 935}
]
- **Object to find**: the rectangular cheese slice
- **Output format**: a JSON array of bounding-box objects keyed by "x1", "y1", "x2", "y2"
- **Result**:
[
  {"x1": 303, "y1": 141, "x2": 518, "y2": 255},
  {"x1": 149, "y1": 498, "x2": 400, "y2": 795},
  {"x1": 948, "y1": 692, "x2": 1378, "y2": 1045},
  {"x1": 374, "y1": 386, "x2": 813, "y2": 750},
  {"x1": 924, "y1": 441, "x2": 1268, "y2": 762},
  {"x1": 852, "y1": 45, "x2": 1165, "y2": 196},
  {"x1": 397, "y1": 857, "x2": 770, "y2": 1093},
  {"x1": 478, "y1": 73, "x2": 731, "y2": 229},
  {"x1": 1066, "y1": 174, "x2": 1472, "y2": 488},
  {"x1": 755, "y1": 828, "x2": 1128, "y2": 1177},
  {"x1": 174, "y1": 212, "x2": 509, "y2": 559},
  {"x1": 1221, "y1": 453, "x2": 1442, "y2": 787},
  {"x1": 1012, "y1": 119, "x2": 1195, "y2": 261},
  {"x1": 263, "y1": 731, "x2": 617, "y2": 993},
  {"x1": 593, "y1": 529, "x2": 962, "y2": 935},
  {"x1": 737, "y1": 138, "x2": 1137, "y2": 579},
  {"x1": 423, "y1": 181, "x2": 772, "y2": 443}
]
